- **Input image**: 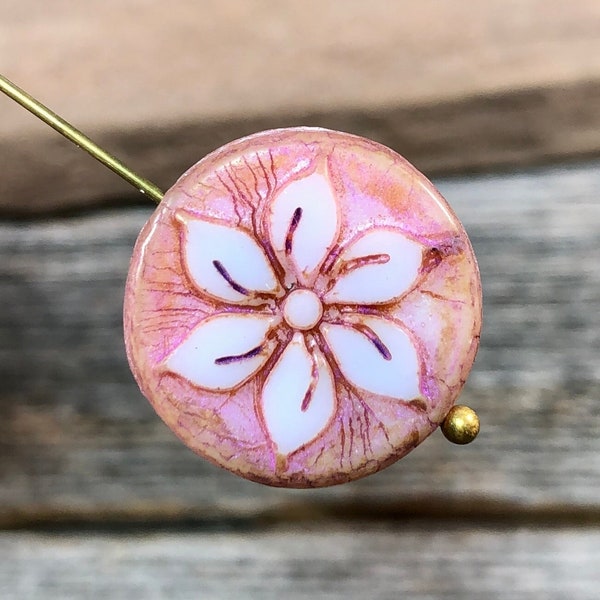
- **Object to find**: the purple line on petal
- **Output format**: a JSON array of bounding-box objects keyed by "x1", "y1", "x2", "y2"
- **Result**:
[
  {"x1": 372, "y1": 336, "x2": 392, "y2": 361},
  {"x1": 213, "y1": 260, "x2": 250, "y2": 295},
  {"x1": 354, "y1": 324, "x2": 392, "y2": 361},
  {"x1": 215, "y1": 344, "x2": 263, "y2": 365},
  {"x1": 285, "y1": 207, "x2": 303, "y2": 255}
]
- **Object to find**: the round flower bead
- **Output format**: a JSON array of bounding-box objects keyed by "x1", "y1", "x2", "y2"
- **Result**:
[{"x1": 124, "y1": 127, "x2": 482, "y2": 488}]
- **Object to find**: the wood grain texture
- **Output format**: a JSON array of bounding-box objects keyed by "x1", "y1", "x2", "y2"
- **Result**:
[
  {"x1": 1, "y1": 162, "x2": 599, "y2": 526},
  {"x1": 2, "y1": 524, "x2": 600, "y2": 599},
  {"x1": 2, "y1": 0, "x2": 600, "y2": 213}
]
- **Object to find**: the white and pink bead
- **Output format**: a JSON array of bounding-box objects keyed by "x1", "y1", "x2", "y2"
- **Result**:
[{"x1": 124, "y1": 127, "x2": 482, "y2": 487}]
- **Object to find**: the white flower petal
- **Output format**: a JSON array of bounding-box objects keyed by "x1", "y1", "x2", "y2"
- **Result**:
[
  {"x1": 268, "y1": 172, "x2": 340, "y2": 284},
  {"x1": 321, "y1": 317, "x2": 421, "y2": 400},
  {"x1": 166, "y1": 313, "x2": 277, "y2": 391},
  {"x1": 324, "y1": 229, "x2": 422, "y2": 305},
  {"x1": 176, "y1": 212, "x2": 281, "y2": 303},
  {"x1": 261, "y1": 333, "x2": 336, "y2": 455}
]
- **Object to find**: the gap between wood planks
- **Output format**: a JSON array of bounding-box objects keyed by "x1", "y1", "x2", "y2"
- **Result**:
[{"x1": 4, "y1": 498, "x2": 600, "y2": 533}]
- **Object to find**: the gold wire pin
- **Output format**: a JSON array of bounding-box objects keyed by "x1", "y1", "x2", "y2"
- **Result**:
[{"x1": 0, "y1": 73, "x2": 164, "y2": 203}]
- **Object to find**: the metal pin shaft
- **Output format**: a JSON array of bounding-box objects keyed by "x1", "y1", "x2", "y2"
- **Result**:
[{"x1": 0, "y1": 73, "x2": 164, "y2": 204}]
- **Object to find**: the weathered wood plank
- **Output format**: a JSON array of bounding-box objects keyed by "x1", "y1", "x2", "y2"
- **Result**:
[
  {"x1": 2, "y1": 0, "x2": 600, "y2": 213},
  {"x1": 1, "y1": 524, "x2": 599, "y2": 599},
  {"x1": 5, "y1": 0, "x2": 600, "y2": 135},
  {"x1": 1, "y1": 162, "x2": 599, "y2": 525}
]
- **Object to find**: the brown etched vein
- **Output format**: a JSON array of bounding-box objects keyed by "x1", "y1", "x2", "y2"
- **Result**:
[
  {"x1": 338, "y1": 253, "x2": 390, "y2": 276},
  {"x1": 301, "y1": 337, "x2": 319, "y2": 411}
]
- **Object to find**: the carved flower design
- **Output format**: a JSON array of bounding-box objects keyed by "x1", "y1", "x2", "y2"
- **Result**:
[{"x1": 165, "y1": 170, "x2": 425, "y2": 455}]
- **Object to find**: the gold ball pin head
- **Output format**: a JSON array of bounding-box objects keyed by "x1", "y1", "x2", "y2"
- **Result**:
[{"x1": 441, "y1": 405, "x2": 480, "y2": 445}]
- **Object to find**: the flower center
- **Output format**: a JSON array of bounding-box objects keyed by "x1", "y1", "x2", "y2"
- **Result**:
[{"x1": 282, "y1": 289, "x2": 323, "y2": 330}]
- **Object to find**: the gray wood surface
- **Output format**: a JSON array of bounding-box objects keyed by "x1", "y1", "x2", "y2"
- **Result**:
[
  {"x1": 2, "y1": 161, "x2": 599, "y2": 527},
  {"x1": 4, "y1": 6, "x2": 600, "y2": 597},
  {"x1": 1, "y1": 523, "x2": 599, "y2": 600}
]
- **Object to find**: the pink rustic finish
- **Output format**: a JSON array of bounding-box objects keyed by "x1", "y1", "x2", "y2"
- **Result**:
[{"x1": 124, "y1": 127, "x2": 482, "y2": 487}]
